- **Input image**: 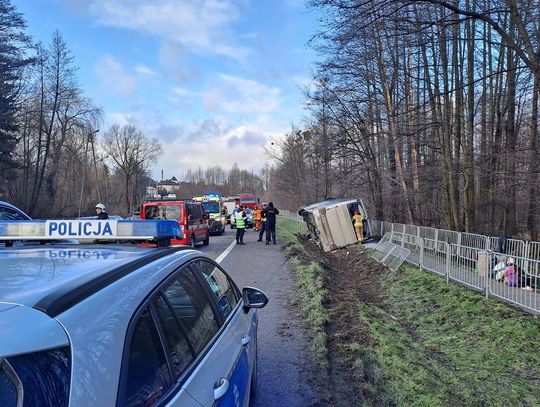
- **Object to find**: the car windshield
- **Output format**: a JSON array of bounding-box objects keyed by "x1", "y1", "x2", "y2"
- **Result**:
[
  {"x1": 144, "y1": 205, "x2": 182, "y2": 220},
  {"x1": 202, "y1": 202, "x2": 220, "y2": 213},
  {"x1": 240, "y1": 198, "x2": 256, "y2": 205}
]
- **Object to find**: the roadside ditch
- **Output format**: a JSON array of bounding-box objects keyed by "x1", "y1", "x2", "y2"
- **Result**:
[{"x1": 277, "y1": 219, "x2": 540, "y2": 407}]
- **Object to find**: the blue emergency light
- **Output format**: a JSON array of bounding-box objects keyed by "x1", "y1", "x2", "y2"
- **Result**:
[{"x1": 0, "y1": 220, "x2": 183, "y2": 241}]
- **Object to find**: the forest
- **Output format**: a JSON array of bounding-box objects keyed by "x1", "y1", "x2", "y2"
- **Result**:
[{"x1": 269, "y1": 0, "x2": 540, "y2": 240}]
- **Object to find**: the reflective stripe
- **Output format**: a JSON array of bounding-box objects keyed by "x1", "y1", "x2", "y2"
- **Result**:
[{"x1": 235, "y1": 213, "x2": 246, "y2": 229}]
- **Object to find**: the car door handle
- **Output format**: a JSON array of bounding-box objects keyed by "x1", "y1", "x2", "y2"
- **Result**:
[
  {"x1": 214, "y1": 378, "x2": 229, "y2": 400},
  {"x1": 241, "y1": 334, "x2": 251, "y2": 346}
]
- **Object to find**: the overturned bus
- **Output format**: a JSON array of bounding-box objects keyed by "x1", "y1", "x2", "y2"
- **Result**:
[{"x1": 298, "y1": 198, "x2": 370, "y2": 252}]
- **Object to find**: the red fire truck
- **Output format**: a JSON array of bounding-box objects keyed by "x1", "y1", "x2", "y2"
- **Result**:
[
  {"x1": 235, "y1": 193, "x2": 258, "y2": 210},
  {"x1": 231, "y1": 193, "x2": 259, "y2": 229}
]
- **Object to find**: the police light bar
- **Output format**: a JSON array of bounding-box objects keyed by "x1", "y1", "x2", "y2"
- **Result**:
[{"x1": 0, "y1": 220, "x2": 183, "y2": 241}]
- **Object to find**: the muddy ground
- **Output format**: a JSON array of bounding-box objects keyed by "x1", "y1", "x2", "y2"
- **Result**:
[{"x1": 291, "y1": 236, "x2": 389, "y2": 407}]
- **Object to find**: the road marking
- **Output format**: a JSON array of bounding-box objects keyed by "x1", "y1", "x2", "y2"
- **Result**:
[{"x1": 216, "y1": 239, "x2": 237, "y2": 264}]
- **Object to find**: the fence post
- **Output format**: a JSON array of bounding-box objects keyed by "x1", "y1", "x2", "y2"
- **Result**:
[
  {"x1": 445, "y1": 243, "x2": 450, "y2": 283},
  {"x1": 485, "y1": 251, "x2": 491, "y2": 299},
  {"x1": 419, "y1": 238, "x2": 424, "y2": 270}
]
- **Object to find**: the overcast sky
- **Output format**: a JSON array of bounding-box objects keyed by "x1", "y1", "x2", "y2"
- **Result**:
[{"x1": 16, "y1": 0, "x2": 318, "y2": 180}]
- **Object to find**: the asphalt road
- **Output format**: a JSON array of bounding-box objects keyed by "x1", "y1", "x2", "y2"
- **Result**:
[{"x1": 199, "y1": 226, "x2": 320, "y2": 407}]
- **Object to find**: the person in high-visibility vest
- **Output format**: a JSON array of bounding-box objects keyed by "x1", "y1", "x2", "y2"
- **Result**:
[
  {"x1": 235, "y1": 206, "x2": 247, "y2": 245},
  {"x1": 254, "y1": 204, "x2": 263, "y2": 231},
  {"x1": 352, "y1": 211, "x2": 364, "y2": 242}
]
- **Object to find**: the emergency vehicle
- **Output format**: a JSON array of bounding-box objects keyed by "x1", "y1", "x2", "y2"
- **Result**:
[
  {"x1": 236, "y1": 193, "x2": 258, "y2": 211},
  {"x1": 229, "y1": 194, "x2": 258, "y2": 229},
  {"x1": 0, "y1": 219, "x2": 268, "y2": 406},
  {"x1": 140, "y1": 198, "x2": 210, "y2": 247},
  {"x1": 192, "y1": 194, "x2": 226, "y2": 235}
]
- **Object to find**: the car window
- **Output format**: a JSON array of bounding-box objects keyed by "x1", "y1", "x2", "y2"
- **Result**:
[
  {"x1": 162, "y1": 269, "x2": 220, "y2": 354},
  {"x1": 153, "y1": 293, "x2": 194, "y2": 379},
  {"x1": 0, "y1": 207, "x2": 28, "y2": 220},
  {"x1": 1, "y1": 347, "x2": 70, "y2": 407},
  {"x1": 192, "y1": 260, "x2": 239, "y2": 319},
  {"x1": 123, "y1": 308, "x2": 171, "y2": 407},
  {"x1": 188, "y1": 203, "x2": 202, "y2": 220},
  {"x1": 144, "y1": 204, "x2": 182, "y2": 220}
]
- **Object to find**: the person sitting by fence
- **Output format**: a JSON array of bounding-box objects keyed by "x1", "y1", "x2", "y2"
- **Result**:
[
  {"x1": 503, "y1": 258, "x2": 518, "y2": 286},
  {"x1": 493, "y1": 258, "x2": 508, "y2": 281}
]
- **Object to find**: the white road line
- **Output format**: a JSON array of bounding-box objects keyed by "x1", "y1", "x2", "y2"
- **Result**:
[{"x1": 215, "y1": 239, "x2": 237, "y2": 264}]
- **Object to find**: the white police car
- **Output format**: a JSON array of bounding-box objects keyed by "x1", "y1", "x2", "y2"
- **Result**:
[{"x1": 0, "y1": 219, "x2": 268, "y2": 406}]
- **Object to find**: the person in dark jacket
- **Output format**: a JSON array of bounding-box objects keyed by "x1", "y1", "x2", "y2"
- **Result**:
[
  {"x1": 95, "y1": 203, "x2": 109, "y2": 220},
  {"x1": 262, "y1": 202, "x2": 279, "y2": 245}
]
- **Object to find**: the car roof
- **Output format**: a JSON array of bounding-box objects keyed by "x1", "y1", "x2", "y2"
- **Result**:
[{"x1": 0, "y1": 244, "x2": 188, "y2": 317}]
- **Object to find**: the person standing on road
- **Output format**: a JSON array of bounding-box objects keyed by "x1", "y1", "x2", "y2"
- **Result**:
[
  {"x1": 257, "y1": 203, "x2": 268, "y2": 242},
  {"x1": 262, "y1": 202, "x2": 279, "y2": 245},
  {"x1": 254, "y1": 204, "x2": 262, "y2": 231},
  {"x1": 352, "y1": 211, "x2": 363, "y2": 242},
  {"x1": 235, "y1": 205, "x2": 247, "y2": 245},
  {"x1": 95, "y1": 203, "x2": 109, "y2": 220}
]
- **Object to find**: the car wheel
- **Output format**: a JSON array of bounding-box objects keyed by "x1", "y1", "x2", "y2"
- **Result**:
[
  {"x1": 190, "y1": 235, "x2": 196, "y2": 248},
  {"x1": 203, "y1": 233, "x2": 209, "y2": 246}
]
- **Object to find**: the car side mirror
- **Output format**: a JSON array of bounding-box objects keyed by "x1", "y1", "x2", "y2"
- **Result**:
[{"x1": 242, "y1": 287, "x2": 269, "y2": 311}]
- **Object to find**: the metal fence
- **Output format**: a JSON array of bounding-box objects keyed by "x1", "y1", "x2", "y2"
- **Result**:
[
  {"x1": 279, "y1": 209, "x2": 308, "y2": 234},
  {"x1": 375, "y1": 228, "x2": 540, "y2": 315},
  {"x1": 279, "y1": 215, "x2": 540, "y2": 315}
]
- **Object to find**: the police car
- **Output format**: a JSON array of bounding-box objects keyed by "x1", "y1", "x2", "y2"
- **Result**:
[{"x1": 0, "y1": 219, "x2": 268, "y2": 407}]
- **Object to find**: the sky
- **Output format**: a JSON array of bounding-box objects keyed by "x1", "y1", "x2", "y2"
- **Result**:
[{"x1": 15, "y1": 0, "x2": 319, "y2": 181}]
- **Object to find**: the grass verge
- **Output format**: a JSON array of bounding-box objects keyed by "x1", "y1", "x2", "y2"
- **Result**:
[
  {"x1": 358, "y1": 263, "x2": 540, "y2": 407},
  {"x1": 277, "y1": 217, "x2": 330, "y2": 369},
  {"x1": 277, "y1": 219, "x2": 540, "y2": 407}
]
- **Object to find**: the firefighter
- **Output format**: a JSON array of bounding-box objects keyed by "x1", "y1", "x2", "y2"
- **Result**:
[
  {"x1": 254, "y1": 204, "x2": 263, "y2": 231},
  {"x1": 352, "y1": 211, "x2": 364, "y2": 242},
  {"x1": 257, "y1": 203, "x2": 268, "y2": 242},
  {"x1": 95, "y1": 203, "x2": 109, "y2": 220}
]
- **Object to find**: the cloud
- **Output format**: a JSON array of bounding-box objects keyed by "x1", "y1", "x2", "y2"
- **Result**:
[
  {"x1": 157, "y1": 41, "x2": 201, "y2": 82},
  {"x1": 85, "y1": 0, "x2": 249, "y2": 60},
  {"x1": 153, "y1": 124, "x2": 275, "y2": 178},
  {"x1": 134, "y1": 64, "x2": 156, "y2": 76},
  {"x1": 115, "y1": 116, "x2": 279, "y2": 178},
  {"x1": 203, "y1": 74, "x2": 281, "y2": 115},
  {"x1": 227, "y1": 129, "x2": 266, "y2": 147},
  {"x1": 95, "y1": 55, "x2": 137, "y2": 95}
]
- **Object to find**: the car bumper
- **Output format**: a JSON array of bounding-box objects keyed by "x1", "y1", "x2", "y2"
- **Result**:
[{"x1": 209, "y1": 220, "x2": 224, "y2": 233}]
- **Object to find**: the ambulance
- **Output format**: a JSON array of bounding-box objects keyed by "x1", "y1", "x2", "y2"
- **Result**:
[{"x1": 193, "y1": 194, "x2": 226, "y2": 235}]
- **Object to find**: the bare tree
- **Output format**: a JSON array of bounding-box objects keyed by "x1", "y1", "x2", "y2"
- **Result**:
[{"x1": 101, "y1": 124, "x2": 161, "y2": 214}]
